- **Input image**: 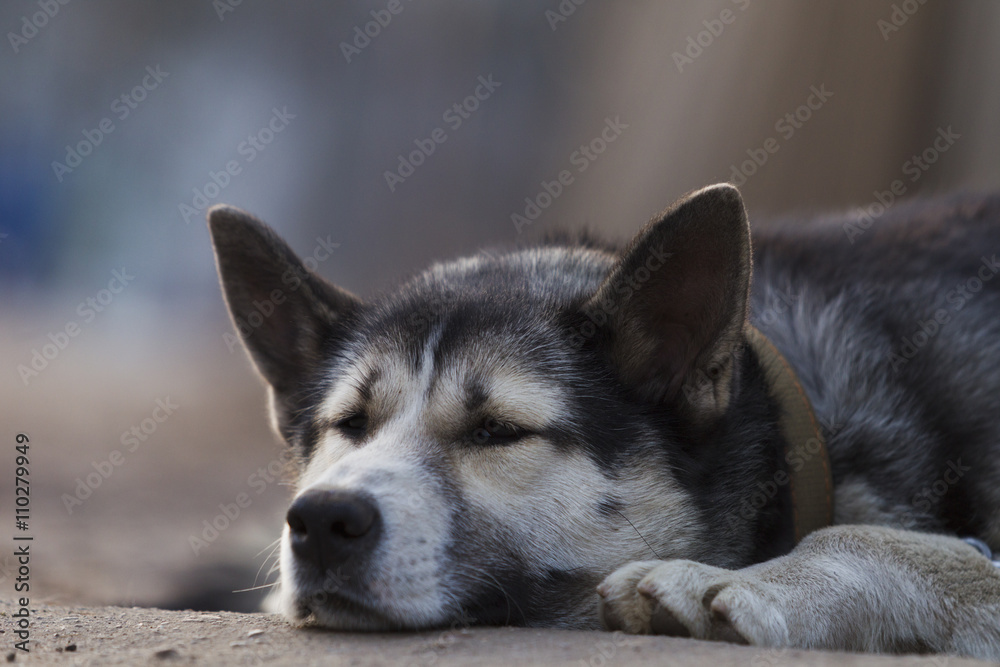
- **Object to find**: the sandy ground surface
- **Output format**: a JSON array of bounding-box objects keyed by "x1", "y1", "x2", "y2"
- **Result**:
[
  {"x1": 1, "y1": 318, "x2": 289, "y2": 613},
  {"x1": 3, "y1": 600, "x2": 995, "y2": 667}
]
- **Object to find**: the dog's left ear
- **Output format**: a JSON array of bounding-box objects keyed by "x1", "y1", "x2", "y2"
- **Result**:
[
  {"x1": 585, "y1": 183, "x2": 751, "y2": 425},
  {"x1": 207, "y1": 205, "x2": 361, "y2": 420}
]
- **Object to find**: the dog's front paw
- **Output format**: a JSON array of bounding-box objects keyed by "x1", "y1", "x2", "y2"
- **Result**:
[
  {"x1": 598, "y1": 560, "x2": 788, "y2": 647},
  {"x1": 596, "y1": 560, "x2": 663, "y2": 634}
]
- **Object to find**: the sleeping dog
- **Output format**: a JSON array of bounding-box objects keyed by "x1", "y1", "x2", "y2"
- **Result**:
[{"x1": 208, "y1": 184, "x2": 1000, "y2": 658}]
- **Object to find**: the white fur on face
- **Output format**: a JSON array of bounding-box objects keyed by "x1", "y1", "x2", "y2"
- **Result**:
[
  {"x1": 282, "y1": 333, "x2": 454, "y2": 628},
  {"x1": 280, "y1": 328, "x2": 701, "y2": 629},
  {"x1": 282, "y1": 431, "x2": 454, "y2": 629}
]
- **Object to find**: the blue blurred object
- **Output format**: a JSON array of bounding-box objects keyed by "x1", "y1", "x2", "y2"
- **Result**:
[{"x1": 0, "y1": 132, "x2": 56, "y2": 284}]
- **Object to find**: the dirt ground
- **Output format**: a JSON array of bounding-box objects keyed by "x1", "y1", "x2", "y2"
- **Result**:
[{"x1": 3, "y1": 600, "x2": 994, "y2": 667}]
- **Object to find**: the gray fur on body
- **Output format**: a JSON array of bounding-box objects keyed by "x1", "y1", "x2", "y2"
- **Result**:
[{"x1": 208, "y1": 185, "x2": 1000, "y2": 658}]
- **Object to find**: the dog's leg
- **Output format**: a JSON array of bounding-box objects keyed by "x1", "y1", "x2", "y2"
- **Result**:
[{"x1": 598, "y1": 525, "x2": 1000, "y2": 659}]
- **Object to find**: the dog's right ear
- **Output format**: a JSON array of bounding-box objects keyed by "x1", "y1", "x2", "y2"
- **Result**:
[
  {"x1": 207, "y1": 205, "x2": 360, "y2": 401},
  {"x1": 582, "y1": 184, "x2": 751, "y2": 427}
]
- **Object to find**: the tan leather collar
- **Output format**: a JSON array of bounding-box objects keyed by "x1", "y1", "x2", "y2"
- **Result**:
[{"x1": 746, "y1": 325, "x2": 834, "y2": 543}]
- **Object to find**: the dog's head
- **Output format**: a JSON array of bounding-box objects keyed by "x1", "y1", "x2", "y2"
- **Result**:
[{"x1": 208, "y1": 184, "x2": 755, "y2": 629}]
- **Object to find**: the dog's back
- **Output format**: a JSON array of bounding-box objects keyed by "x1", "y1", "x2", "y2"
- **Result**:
[{"x1": 752, "y1": 192, "x2": 1000, "y2": 544}]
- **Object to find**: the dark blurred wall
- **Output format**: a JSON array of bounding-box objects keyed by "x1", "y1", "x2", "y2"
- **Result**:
[
  {"x1": 1, "y1": 1, "x2": 997, "y2": 297},
  {"x1": 558, "y1": 0, "x2": 1000, "y2": 236}
]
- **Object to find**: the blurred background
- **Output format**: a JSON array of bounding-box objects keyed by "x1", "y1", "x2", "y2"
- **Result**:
[{"x1": 1, "y1": 0, "x2": 999, "y2": 611}]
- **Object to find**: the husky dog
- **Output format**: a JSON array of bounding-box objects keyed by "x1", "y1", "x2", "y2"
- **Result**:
[{"x1": 208, "y1": 184, "x2": 1000, "y2": 658}]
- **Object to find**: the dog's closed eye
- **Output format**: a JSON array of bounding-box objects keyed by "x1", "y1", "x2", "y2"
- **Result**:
[
  {"x1": 471, "y1": 417, "x2": 524, "y2": 445},
  {"x1": 336, "y1": 413, "x2": 368, "y2": 438}
]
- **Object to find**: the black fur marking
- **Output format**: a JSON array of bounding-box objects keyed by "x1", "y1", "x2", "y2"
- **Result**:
[
  {"x1": 355, "y1": 366, "x2": 381, "y2": 406},
  {"x1": 463, "y1": 381, "x2": 489, "y2": 413},
  {"x1": 597, "y1": 496, "x2": 623, "y2": 518},
  {"x1": 459, "y1": 566, "x2": 600, "y2": 628},
  {"x1": 651, "y1": 346, "x2": 796, "y2": 566}
]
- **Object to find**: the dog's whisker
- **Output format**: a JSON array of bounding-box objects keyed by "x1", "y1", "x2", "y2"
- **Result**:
[
  {"x1": 254, "y1": 538, "x2": 282, "y2": 559},
  {"x1": 232, "y1": 581, "x2": 280, "y2": 594},
  {"x1": 253, "y1": 540, "x2": 284, "y2": 587},
  {"x1": 612, "y1": 509, "x2": 663, "y2": 560},
  {"x1": 454, "y1": 565, "x2": 525, "y2": 626}
]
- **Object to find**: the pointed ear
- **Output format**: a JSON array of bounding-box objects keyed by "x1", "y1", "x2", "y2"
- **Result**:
[
  {"x1": 207, "y1": 205, "x2": 360, "y2": 402},
  {"x1": 586, "y1": 184, "x2": 751, "y2": 424}
]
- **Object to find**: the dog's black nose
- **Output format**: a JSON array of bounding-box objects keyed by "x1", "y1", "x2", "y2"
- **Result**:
[{"x1": 286, "y1": 488, "x2": 381, "y2": 570}]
